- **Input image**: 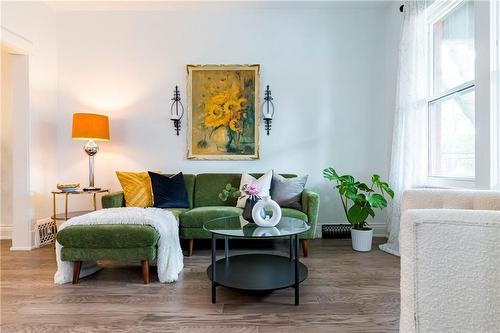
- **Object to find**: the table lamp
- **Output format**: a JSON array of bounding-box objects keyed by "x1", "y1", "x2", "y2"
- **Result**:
[{"x1": 72, "y1": 113, "x2": 110, "y2": 191}]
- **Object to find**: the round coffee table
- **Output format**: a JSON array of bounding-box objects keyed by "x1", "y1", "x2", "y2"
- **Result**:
[{"x1": 204, "y1": 216, "x2": 310, "y2": 305}]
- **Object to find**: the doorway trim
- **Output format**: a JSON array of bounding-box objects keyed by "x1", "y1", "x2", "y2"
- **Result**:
[{"x1": 1, "y1": 27, "x2": 35, "y2": 250}]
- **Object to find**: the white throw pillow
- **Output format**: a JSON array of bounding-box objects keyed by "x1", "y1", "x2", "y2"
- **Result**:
[{"x1": 236, "y1": 171, "x2": 273, "y2": 208}]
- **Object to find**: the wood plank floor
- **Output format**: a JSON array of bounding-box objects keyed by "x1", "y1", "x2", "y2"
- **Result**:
[{"x1": 0, "y1": 238, "x2": 400, "y2": 332}]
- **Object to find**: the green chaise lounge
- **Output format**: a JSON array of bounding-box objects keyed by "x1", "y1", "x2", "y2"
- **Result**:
[
  {"x1": 102, "y1": 173, "x2": 320, "y2": 257},
  {"x1": 57, "y1": 224, "x2": 157, "y2": 284}
]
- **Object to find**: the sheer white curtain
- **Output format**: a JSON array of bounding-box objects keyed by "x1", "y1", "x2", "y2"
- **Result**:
[{"x1": 380, "y1": 1, "x2": 429, "y2": 256}]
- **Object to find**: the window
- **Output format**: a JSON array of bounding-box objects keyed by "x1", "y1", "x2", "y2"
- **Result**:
[
  {"x1": 428, "y1": 0, "x2": 475, "y2": 180},
  {"x1": 493, "y1": 0, "x2": 500, "y2": 188}
]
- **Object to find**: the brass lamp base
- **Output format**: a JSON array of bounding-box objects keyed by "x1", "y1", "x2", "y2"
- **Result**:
[{"x1": 84, "y1": 140, "x2": 99, "y2": 190}]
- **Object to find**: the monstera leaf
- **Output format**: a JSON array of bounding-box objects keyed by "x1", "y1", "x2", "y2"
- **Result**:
[
  {"x1": 347, "y1": 205, "x2": 370, "y2": 227},
  {"x1": 323, "y1": 168, "x2": 340, "y2": 181},
  {"x1": 366, "y1": 193, "x2": 387, "y2": 209},
  {"x1": 372, "y1": 174, "x2": 394, "y2": 198}
]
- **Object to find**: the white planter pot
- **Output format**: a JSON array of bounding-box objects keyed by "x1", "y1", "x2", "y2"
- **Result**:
[{"x1": 351, "y1": 228, "x2": 373, "y2": 252}]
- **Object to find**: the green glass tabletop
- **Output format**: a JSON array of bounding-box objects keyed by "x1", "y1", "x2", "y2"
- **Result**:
[{"x1": 204, "y1": 216, "x2": 310, "y2": 238}]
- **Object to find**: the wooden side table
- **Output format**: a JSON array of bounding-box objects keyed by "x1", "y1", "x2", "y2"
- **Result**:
[{"x1": 51, "y1": 189, "x2": 109, "y2": 229}]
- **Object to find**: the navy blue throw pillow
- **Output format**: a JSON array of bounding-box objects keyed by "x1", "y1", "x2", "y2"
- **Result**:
[{"x1": 148, "y1": 172, "x2": 190, "y2": 208}]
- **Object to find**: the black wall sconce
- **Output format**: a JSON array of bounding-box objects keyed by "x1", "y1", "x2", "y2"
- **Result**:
[
  {"x1": 170, "y1": 85, "x2": 184, "y2": 136},
  {"x1": 262, "y1": 85, "x2": 274, "y2": 135}
]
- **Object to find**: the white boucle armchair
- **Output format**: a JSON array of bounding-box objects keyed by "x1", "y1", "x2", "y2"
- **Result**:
[{"x1": 399, "y1": 189, "x2": 500, "y2": 333}]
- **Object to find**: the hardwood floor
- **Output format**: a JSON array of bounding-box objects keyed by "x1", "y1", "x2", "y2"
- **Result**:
[{"x1": 0, "y1": 238, "x2": 400, "y2": 332}]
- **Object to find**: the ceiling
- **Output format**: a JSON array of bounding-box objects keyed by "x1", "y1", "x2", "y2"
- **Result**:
[{"x1": 44, "y1": 0, "x2": 394, "y2": 12}]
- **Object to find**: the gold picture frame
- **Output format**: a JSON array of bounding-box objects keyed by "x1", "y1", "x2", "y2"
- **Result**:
[{"x1": 187, "y1": 64, "x2": 260, "y2": 160}]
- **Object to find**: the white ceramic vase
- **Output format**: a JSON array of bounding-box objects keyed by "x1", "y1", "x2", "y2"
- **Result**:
[
  {"x1": 351, "y1": 228, "x2": 373, "y2": 252},
  {"x1": 252, "y1": 196, "x2": 282, "y2": 227}
]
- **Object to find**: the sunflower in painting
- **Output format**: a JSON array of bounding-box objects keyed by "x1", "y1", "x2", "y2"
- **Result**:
[
  {"x1": 204, "y1": 87, "x2": 247, "y2": 133},
  {"x1": 197, "y1": 72, "x2": 250, "y2": 151}
]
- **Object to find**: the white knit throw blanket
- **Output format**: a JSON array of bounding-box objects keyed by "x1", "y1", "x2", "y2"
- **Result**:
[{"x1": 54, "y1": 207, "x2": 184, "y2": 284}]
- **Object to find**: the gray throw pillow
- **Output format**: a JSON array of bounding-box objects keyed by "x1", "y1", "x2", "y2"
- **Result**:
[{"x1": 270, "y1": 173, "x2": 308, "y2": 210}]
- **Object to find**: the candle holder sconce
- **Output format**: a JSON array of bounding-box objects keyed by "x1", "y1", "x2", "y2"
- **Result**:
[
  {"x1": 262, "y1": 85, "x2": 275, "y2": 135},
  {"x1": 170, "y1": 86, "x2": 184, "y2": 136}
]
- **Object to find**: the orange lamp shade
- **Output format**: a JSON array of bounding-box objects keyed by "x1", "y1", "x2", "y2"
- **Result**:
[{"x1": 72, "y1": 113, "x2": 110, "y2": 141}]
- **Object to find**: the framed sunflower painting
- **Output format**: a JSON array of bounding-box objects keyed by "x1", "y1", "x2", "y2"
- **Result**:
[{"x1": 187, "y1": 64, "x2": 260, "y2": 160}]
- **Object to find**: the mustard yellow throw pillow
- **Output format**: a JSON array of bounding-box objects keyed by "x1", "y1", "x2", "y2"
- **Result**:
[{"x1": 116, "y1": 171, "x2": 153, "y2": 208}]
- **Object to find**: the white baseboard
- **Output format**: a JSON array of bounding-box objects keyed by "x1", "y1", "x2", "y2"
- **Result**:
[
  {"x1": 371, "y1": 222, "x2": 388, "y2": 237},
  {"x1": 2, "y1": 220, "x2": 42, "y2": 249},
  {"x1": 0, "y1": 225, "x2": 12, "y2": 240},
  {"x1": 10, "y1": 245, "x2": 37, "y2": 251},
  {"x1": 9, "y1": 224, "x2": 38, "y2": 250}
]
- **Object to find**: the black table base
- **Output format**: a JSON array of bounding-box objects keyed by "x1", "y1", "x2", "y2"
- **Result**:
[{"x1": 208, "y1": 234, "x2": 308, "y2": 305}]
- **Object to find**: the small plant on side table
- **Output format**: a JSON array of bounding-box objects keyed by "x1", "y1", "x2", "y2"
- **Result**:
[{"x1": 323, "y1": 168, "x2": 394, "y2": 252}]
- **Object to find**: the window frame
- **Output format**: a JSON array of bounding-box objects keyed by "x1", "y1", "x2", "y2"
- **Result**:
[
  {"x1": 425, "y1": 0, "x2": 476, "y2": 187},
  {"x1": 491, "y1": 0, "x2": 500, "y2": 189}
]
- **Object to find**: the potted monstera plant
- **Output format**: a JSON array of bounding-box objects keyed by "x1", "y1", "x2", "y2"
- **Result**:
[{"x1": 323, "y1": 168, "x2": 394, "y2": 252}]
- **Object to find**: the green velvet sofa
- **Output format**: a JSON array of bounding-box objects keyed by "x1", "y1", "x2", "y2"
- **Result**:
[{"x1": 102, "y1": 173, "x2": 320, "y2": 257}]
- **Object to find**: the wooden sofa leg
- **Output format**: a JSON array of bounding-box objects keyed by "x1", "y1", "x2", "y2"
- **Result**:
[
  {"x1": 187, "y1": 239, "x2": 194, "y2": 257},
  {"x1": 300, "y1": 239, "x2": 309, "y2": 258},
  {"x1": 72, "y1": 261, "x2": 82, "y2": 284},
  {"x1": 141, "y1": 260, "x2": 149, "y2": 284}
]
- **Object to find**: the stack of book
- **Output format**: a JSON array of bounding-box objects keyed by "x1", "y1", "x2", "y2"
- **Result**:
[{"x1": 56, "y1": 183, "x2": 80, "y2": 192}]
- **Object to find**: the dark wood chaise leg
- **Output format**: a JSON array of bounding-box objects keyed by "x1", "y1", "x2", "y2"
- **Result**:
[
  {"x1": 300, "y1": 239, "x2": 309, "y2": 258},
  {"x1": 141, "y1": 260, "x2": 149, "y2": 284},
  {"x1": 72, "y1": 261, "x2": 82, "y2": 284},
  {"x1": 187, "y1": 239, "x2": 194, "y2": 257}
]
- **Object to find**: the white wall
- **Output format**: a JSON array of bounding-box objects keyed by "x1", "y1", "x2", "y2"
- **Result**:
[
  {"x1": 55, "y1": 2, "x2": 401, "y2": 234},
  {"x1": 1, "y1": 1, "x2": 58, "y2": 246}
]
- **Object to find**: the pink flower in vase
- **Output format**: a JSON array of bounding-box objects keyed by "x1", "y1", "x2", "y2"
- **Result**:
[{"x1": 243, "y1": 184, "x2": 261, "y2": 200}]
